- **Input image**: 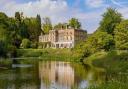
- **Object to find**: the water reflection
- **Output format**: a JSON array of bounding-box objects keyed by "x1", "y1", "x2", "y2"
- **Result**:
[
  {"x1": 39, "y1": 61, "x2": 75, "y2": 89},
  {"x1": 0, "y1": 61, "x2": 40, "y2": 89},
  {"x1": 0, "y1": 60, "x2": 105, "y2": 89},
  {"x1": 39, "y1": 61, "x2": 105, "y2": 89}
]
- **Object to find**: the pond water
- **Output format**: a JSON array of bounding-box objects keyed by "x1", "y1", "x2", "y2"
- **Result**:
[{"x1": 0, "y1": 60, "x2": 105, "y2": 89}]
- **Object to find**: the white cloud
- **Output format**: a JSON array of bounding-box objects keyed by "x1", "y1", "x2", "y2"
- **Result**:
[
  {"x1": 111, "y1": 0, "x2": 124, "y2": 7},
  {"x1": 110, "y1": 0, "x2": 128, "y2": 18},
  {"x1": 119, "y1": 7, "x2": 128, "y2": 18},
  {"x1": 0, "y1": 0, "x2": 69, "y2": 24},
  {"x1": 0, "y1": 0, "x2": 106, "y2": 33},
  {"x1": 85, "y1": 0, "x2": 104, "y2": 8},
  {"x1": 74, "y1": 9, "x2": 105, "y2": 33},
  {"x1": 0, "y1": 0, "x2": 128, "y2": 33}
]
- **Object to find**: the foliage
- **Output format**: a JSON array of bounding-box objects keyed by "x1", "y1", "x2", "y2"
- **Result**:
[
  {"x1": 36, "y1": 14, "x2": 42, "y2": 36},
  {"x1": 42, "y1": 17, "x2": 52, "y2": 34},
  {"x1": 0, "y1": 40, "x2": 7, "y2": 57},
  {"x1": 16, "y1": 49, "x2": 76, "y2": 61},
  {"x1": 99, "y1": 8, "x2": 122, "y2": 35},
  {"x1": 54, "y1": 23, "x2": 67, "y2": 30},
  {"x1": 114, "y1": 20, "x2": 128, "y2": 50},
  {"x1": 15, "y1": 12, "x2": 21, "y2": 21},
  {"x1": 74, "y1": 31, "x2": 114, "y2": 61},
  {"x1": 84, "y1": 50, "x2": 128, "y2": 89},
  {"x1": 0, "y1": 12, "x2": 42, "y2": 57},
  {"x1": 69, "y1": 18, "x2": 81, "y2": 29},
  {"x1": 0, "y1": 12, "x2": 11, "y2": 57},
  {"x1": 88, "y1": 31, "x2": 115, "y2": 51},
  {"x1": 21, "y1": 38, "x2": 31, "y2": 48},
  {"x1": 74, "y1": 8, "x2": 122, "y2": 61},
  {"x1": 24, "y1": 17, "x2": 41, "y2": 42},
  {"x1": 7, "y1": 45, "x2": 17, "y2": 57},
  {"x1": 31, "y1": 42, "x2": 38, "y2": 48}
]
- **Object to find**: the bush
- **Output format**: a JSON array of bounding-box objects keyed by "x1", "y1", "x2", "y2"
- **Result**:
[
  {"x1": 21, "y1": 38, "x2": 31, "y2": 48},
  {"x1": 31, "y1": 42, "x2": 38, "y2": 48}
]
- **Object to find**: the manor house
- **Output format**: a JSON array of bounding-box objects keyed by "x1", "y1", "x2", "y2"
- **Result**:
[{"x1": 39, "y1": 28, "x2": 87, "y2": 48}]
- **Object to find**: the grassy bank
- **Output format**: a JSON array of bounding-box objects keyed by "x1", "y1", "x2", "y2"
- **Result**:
[
  {"x1": 16, "y1": 48, "x2": 79, "y2": 61},
  {"x1": 84, "y1": 50, "x2": 128, "y2": 89}
]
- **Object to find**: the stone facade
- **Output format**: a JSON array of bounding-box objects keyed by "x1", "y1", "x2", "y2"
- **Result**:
[{"x1": 39, "y1": 28, "x2": 87, "y2": 48}]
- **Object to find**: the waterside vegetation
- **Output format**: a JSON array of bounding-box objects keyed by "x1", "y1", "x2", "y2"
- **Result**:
[
  {"x1": 84, "y1": 50, "x2": 128, "y2": 89},
  {"x1": 0, "y1": 7, "x2": 128, "y2": 89}
]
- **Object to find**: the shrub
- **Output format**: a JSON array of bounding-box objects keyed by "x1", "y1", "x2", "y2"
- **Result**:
[
  {"x1": 21, "y1": 38, "x2": 31, "y2": 48},
  {"x1": 31, "y1": 42, "x2": 38, "y2": 48}
]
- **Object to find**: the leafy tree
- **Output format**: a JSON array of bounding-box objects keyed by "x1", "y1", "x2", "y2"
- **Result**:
[
  {"x1": 90, "y1": 31, "x2": 114, "y2": 51},
  {"x1": 0, "y1": 12, "x2": 16, "y2": 57},
  {"x1": 36, "y1": 14, "x2": 42, "y2": 36},
  {"x1": 0, "y1": 40, "x2": 7, "y2": 57},
  {"x1": 9, "y1": 15, "x2": 22, "y2": 48},
  {"x1": 24, "y1": 17, "x2": 41, "y2": 42},
  {"x1": 114, "y1": 20, "x2": 128, "y2": 50},
  {"x1": 99, "y1": 8, "x2": 122, "y2": 35},
  {"x1": 54, "y1": 23, "x2": 68, "y2": 30},
  {"x1": 69, "y1": 18, "x2": 81, "y2": 29},
  {"x1": 0, "y1": 26, "x2": 8, "y2": 41},
  {"x1": 0, "y1": 12, "x2": 9, "y2": 27},
  {"x1": 74, "y1": 31, "x2": 114, "y2": 60},
  {"x1": 15, "y1": 12, "x2": 21, "y2": 21},
  {"x1": 42, "y1": 17, "x2": 52, "y2": 34},
  {"x1": 21, "y1": 38, "x2": 31, "y2": 48},
  {"x1": 19, "y1": 21, "x2": 29, "y2": 39}
]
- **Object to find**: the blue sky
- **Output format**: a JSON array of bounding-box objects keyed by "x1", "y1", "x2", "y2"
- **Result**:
[{"x1": 0, "y1": 0, "x2": 128, "y2": 33}]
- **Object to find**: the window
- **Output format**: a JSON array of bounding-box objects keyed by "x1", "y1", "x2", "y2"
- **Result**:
[{"x1": 70, "y1": 36, "x2": 72, "y2": 40}]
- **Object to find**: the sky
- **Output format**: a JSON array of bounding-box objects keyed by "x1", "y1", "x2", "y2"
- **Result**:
[{"x1": 0, "y1": 0, "x2": 128, "y2": 33}]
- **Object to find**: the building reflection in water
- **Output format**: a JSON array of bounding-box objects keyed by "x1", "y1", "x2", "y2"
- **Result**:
[
  {"x1": 39, "y1": 61, "x2": 105, "y2": 89},
  {"x1": 0, "y1": 60, "x2": 105, "y2": 89},
  {"x1": 39, "y1": 61, "x2": 75, "y2": 89}
]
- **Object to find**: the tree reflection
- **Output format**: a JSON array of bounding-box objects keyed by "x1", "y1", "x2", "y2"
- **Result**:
[{"x1": 39, "y1": 61, "x2": 105, "y2": 89}]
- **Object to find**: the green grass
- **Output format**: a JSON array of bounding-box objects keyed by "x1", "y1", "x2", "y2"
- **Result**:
[
  {"x1": 16, "y1": 48, "x2": 79, "y2": 61},
  {"x1": 84, "y1": 50, "x2": 128, "y2": 89}
]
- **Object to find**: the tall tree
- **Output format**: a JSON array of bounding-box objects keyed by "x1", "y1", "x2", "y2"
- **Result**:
[
  {"x1": 15, "y1": 12, "x2": 21, "y2": 21},
  {"x1": 24, "y1": 17, "x2": 41, "y2": 42},
  {"x1": 42, "y1": 17, "x2": 52, "y2": 34},
  {"x1": 114, "y1": 20, "x2": 128, "y2": 50},
  {"x1": 36, "y1": 14, "x2": 42, "y2": 37},
  {"x1": 0, "y1": 12, "x2": 15, "y2": 57},
  {"x1": 87, "y1": 31, "x2": 114, "y2": 51},
  {"x1": 99, "y1": 8, "x2": 122, "y2": 35},
  {"x1": 69, "y1": 18, "x2": 81, "y2": 29}
]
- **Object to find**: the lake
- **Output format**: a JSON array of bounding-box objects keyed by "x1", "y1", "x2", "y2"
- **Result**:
[{"x1": 0, "y1": 60, "x2": 105, "y2": 89}]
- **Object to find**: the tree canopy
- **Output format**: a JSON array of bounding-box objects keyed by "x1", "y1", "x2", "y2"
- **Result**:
[
  {"x1": 69, "y1": 18, "x2": 81, "y2": 29},
  {"x1": 99, "y1": 8, "x2": 122, "y2": 35},
  {"x1": 42, "y1": 17, "x2": 52, "y2": 34},
  {"x1": 114, "y1": 20, "x2": 128, "y2": 50}
]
